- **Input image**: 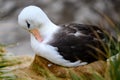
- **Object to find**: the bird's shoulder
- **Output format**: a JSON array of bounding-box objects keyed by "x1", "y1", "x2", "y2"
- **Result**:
[
  {"x1": 59, "y1": 23, "x2": 105, "y2": 39},
  {"x1": 49, "y1": 23, "x2": 106, "y2": 46},
  {"x1": 48, "y1": 23, "x2": 107, "y2": 63}
]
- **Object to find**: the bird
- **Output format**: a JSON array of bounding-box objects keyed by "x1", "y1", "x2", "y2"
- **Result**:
[{"x1": 18, "y1": 5, "x2": 109, "y2": 67}]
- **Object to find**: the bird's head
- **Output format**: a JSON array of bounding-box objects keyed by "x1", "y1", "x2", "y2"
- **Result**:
[{"x1": 18, "y1": 5, "x2": 51, "y2": 42}]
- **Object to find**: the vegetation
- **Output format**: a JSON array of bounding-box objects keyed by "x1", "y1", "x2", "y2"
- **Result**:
[
  {"x1": 0, "y1": 46, "x2": 18, "y2": 80},
  {"x1": 0, "y1": 16, "x2": 119, "y2": 80}
]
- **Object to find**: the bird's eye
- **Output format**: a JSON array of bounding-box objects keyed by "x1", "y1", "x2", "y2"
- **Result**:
[{"x1": 26, "y1": 21, "x2": 30, "y2": 28}]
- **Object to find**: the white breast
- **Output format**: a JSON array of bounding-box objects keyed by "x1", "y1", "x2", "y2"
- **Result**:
[{"x1": 31, "y1": 34, "x2": 87, "y2": 67}]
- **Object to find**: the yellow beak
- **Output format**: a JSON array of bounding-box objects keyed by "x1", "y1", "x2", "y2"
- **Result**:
[{"x1": 29, "y1": 28, "x2": 43, "y2": 42}]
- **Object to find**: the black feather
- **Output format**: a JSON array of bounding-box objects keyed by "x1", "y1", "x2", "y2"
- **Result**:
[{"x1": 49, "y1": 23, "x2": 111, "y2": 63}]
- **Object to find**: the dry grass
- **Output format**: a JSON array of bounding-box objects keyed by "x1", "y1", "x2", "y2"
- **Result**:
[{"x1": 0, "y1": 14, "x2": 119, "y2": 80}]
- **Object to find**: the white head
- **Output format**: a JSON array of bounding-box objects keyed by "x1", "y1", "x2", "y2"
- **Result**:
[
  {"x1": 18, "y1": 5, "x2": 51, "y2": 30},
  {"x1": 18, "y1": 5, "x2": 53, "y2": 42}
]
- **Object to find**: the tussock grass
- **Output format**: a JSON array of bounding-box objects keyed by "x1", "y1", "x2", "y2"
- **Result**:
[
  {"x1": 70, "y1": 15, "x2": 120, "y2": 80},
  {"x1": 0, "y1": 15, "x2": 119, "y2": 80},
  {"x1": 0, "y1": 46, "x2": 21, "y2": 80}
]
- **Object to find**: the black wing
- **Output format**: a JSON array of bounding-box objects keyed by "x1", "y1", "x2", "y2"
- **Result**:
[{"x1": 49, "y1": 23, "x2": 108, "y2": 63}]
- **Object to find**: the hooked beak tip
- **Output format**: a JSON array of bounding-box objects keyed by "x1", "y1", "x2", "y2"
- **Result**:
[{"x1": 28, "y1": 29, "x2": 43, "y2": 42}]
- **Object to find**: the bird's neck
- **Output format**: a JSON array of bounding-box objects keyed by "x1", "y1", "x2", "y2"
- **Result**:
[{"x1": 38, "y1": 22, "x2": 60, "y2": 43}]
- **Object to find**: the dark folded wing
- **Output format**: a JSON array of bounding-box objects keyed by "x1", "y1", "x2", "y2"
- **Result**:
[{"x1": 49, "y1": 23, "x2": 107, "y2": 63}]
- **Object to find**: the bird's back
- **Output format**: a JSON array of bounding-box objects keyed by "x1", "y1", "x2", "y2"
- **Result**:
[{"x1": 49, "y1": 23, "x2": 108, "y2": 63}]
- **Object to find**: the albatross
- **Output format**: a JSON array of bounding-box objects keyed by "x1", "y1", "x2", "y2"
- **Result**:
[{"x1": 18, "y1": 5, "x2": 108, "y2": 67}]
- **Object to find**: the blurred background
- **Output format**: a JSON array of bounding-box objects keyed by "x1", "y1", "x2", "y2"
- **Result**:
[{"x1": 0, "y1": 0, "x2": 120, "y2": 55}]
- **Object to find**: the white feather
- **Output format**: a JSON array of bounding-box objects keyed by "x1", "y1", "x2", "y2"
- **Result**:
[{"x1": 18, "y1": 5, "x2": 88, "y2": 67}]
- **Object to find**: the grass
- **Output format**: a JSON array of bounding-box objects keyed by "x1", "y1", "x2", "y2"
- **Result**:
[
  {"x1": 31, "y1": 63, "x2": 59, "y2": 80},
  {"x1": 0, "y1": 46, "x2": 21, "y2": 80},
  {"x1": 0, "y1": 29, "x2": 119, "y2": 80},
  {"x1": 0, "y1": 15, "x2": 119, "y2": 80},
  {"x1": 70, "y1": 37, "x2": 120, "y2": 80},
  {"x1": 70, "y1": 15, "x2": 120, "y2": 80},
  {"x1": 104, "y1": 16, "x2": 120, "y2": 80},
  {"x1": 69, "y1": 70, "x2": 81, "y2": 80},
  {"x1": 29, "y1": 17, "x2": 120, "y2": 80},
  {"x1": 109, "y1": 55, "x2": 120, "y2": 80}
]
